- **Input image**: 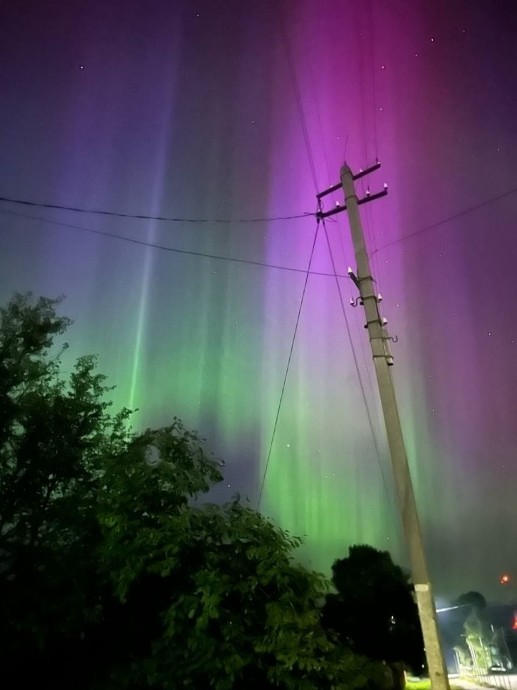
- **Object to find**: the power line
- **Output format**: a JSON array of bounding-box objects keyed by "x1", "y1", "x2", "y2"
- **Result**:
[
  {"x1": 278, "y1": 8, "x2": 319, "y2": 194},
  {"x1": 0, "y1": 194, "x2": 312, "y2": 225},
  {"x1": 0, "y1": 206, "x2": 350, "y2": 279},
  {"x1": 374, "y1": 184, "x2": 517, "y2": 253},
  {"x1": 4, "y1": 182, "x2": 517, "y2": 269},
  {"x1": 299, "y1": 12, "x2": 332, "y2": 188},
  {"x1": 366, "y1": 0, "x2": 380, "y2": 161},
  {"x1": 322, "y1": 219, "x2": 395, "y2": 513},
  {"x1": 257, "y1": 221, "x2": 321, "y2": 510}
]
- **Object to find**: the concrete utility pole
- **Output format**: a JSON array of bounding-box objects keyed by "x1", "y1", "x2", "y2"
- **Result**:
[{"x1": 316, "y1": 163, "x2": 450, "y2": 690}]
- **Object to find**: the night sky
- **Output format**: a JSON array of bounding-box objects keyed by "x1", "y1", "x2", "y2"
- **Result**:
[{"x1": 1, "y1": 0, "x2": 517, "y2": 602}]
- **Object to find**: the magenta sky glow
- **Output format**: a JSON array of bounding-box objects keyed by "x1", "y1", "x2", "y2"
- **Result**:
[{"x1": 1, "y1": 0, "x2": 516, "y2": 600}]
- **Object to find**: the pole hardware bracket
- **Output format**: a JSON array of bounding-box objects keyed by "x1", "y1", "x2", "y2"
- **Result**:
[
  {"x1": 315, "y1": 188, "x2": 387, "y2": 220},
  {"x1": 372, "y1": 353, "x2": 395, "y2": 365},
  {"x1": 364, "y1": 318, "x2": 384, "y2": 329}
]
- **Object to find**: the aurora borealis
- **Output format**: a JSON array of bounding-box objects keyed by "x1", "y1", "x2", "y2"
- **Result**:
[{"x1": 1, "y1": 0, "x2": 517, "y2": 601}]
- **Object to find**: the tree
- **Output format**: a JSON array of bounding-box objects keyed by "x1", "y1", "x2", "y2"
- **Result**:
[
  {"x1": 98, "y1": 463, "x2": 380, "y2": 689},
  {"x1": 451, "y1": 590, "x2": 511, "y2": 673},
  {"x1": 322, "y1": 545, "x2": 425, "y2": 675},
  {"x1": 0, "y1": 293, "x2": 383, "y2": 690},
  {"x1": 0, "y1": 293, "x2": 132, "y2": 686},
  {"x1": 454, "y1": 591, "x2": 486, "y2": 612}
]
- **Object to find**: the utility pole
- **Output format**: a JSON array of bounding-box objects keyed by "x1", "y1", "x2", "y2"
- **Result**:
[{"x1": 316, "y1": 163, "x2": 450, "y2": 690}]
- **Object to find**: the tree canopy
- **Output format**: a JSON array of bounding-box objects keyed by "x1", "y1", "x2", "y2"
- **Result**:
[
  {"x1": 322, "y1": 544, "x2": 425, "y2": 675},
  {"x1": 0, "y1": 293, "x2": 382, "y2": 690},
  {"x1": 454, "y1": 590, "x2": 487, "y2": 612}
]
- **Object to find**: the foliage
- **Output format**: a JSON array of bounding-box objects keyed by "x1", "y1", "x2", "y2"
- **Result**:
[
  {"x1": 0, "y1": 293, "x2": 132, "y2": 685},
  {"x1": 451, "y1": 591, "x2": 511, "y2": 673},
  {"x1": 0, "y1": 293, "x2": 382, "y2": 690},
  {"x1": 99, "y1": 481, "x2": 381, "y2": 689},
  {"x1": 454, "y1": 590, "x2": 486, "y2": 612},
  {"x1": 322, "y1": 544, "x2": 425, "y2": 674}
]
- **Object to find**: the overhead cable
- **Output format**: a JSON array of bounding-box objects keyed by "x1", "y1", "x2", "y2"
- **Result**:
[
  {"x1": 0, "y1": 206, "x2": 348, "y2": 278},
  {"x1": 0, "y1": 194, "x2": 312, "y2": 225}
]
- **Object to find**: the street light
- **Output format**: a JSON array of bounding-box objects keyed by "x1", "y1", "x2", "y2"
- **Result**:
[{"x1": 436, "y1": 605, "x2": 471, "y2": 614}]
